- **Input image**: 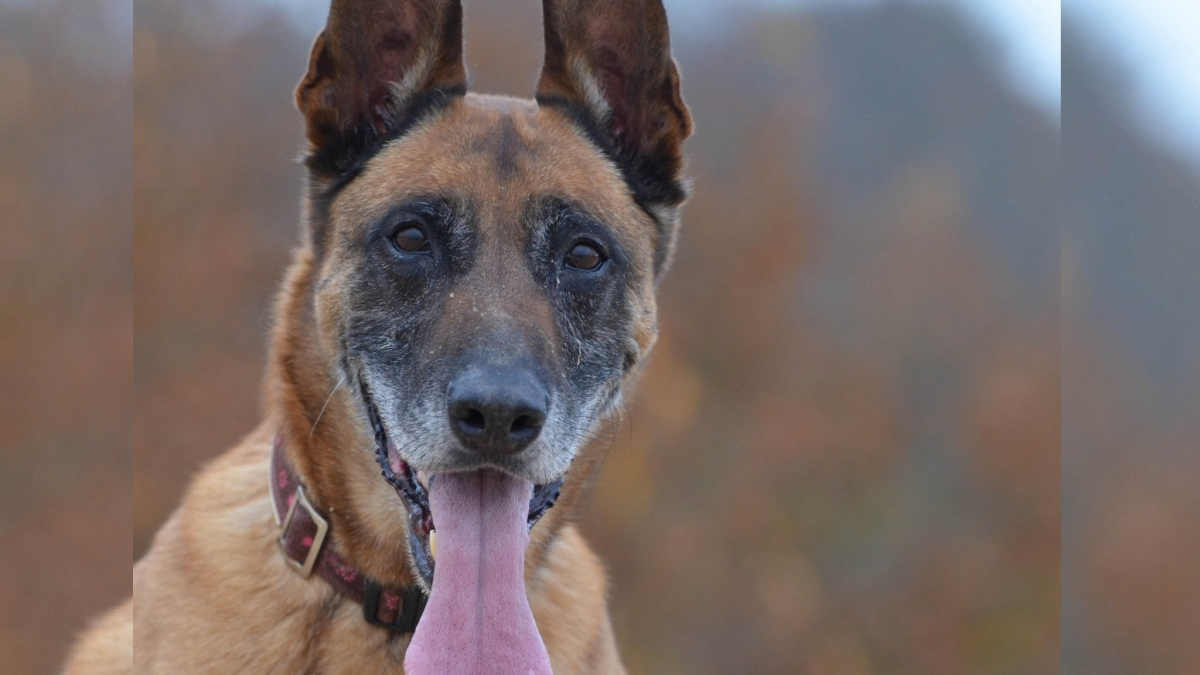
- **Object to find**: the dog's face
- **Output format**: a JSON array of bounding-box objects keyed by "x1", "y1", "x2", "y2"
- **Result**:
[
  {"x1": 292, "y1": 0, "x2": 690, "y2": 587},
  {"x1": 318, "y1": 97, "x2": 660, "y2": 484}
]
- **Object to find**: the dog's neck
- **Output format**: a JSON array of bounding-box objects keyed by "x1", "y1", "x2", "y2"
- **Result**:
[{"x1": 269, "y1": 432, "x2": 428, "y2": 631}]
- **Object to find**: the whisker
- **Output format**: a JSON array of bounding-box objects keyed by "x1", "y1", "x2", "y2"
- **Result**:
[{"x1": 309, "y1": 374, "x2": 347, "y2": 439}]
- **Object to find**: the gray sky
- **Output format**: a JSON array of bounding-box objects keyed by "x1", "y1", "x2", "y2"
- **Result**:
[{"x1": 1066, "y1": 0, "x2": 1200, "y2": 167}]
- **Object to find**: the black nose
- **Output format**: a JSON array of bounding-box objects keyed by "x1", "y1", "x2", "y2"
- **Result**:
[{"x1": 447, "y1": 368, "x2": 549, "y2": 455}]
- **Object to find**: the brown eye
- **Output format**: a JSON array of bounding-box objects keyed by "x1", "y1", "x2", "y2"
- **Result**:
[
  {"x1": 565, "y1": 242, "x2": 604, "y2": 271},
  {"x1": 392, "y1": 225, "x2": 430, "y2": 253}
]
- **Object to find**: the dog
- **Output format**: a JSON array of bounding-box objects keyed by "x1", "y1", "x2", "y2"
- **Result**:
[{"x1": 64, "y1": 0, "x2": 690, "y2": 672}]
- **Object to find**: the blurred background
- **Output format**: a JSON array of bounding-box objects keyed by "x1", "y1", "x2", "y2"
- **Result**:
[
  {"x1": 3, "y1": 0, "x2": 1198, "y2": 673},
  {"x1": 1062, "y1": 1, "x2": 1200, "y2": 673},
  {"x1": 0, "y1": 1, "x2": 131, "y2": 673}
]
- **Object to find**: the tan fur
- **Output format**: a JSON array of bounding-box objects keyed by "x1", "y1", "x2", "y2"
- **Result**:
[{"x1": 62, "y1": 599, "x2": 132, "y2": 675}]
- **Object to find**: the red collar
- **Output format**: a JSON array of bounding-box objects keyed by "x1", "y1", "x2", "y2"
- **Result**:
[{"x1": 269, "y1": 435, "x2": 426, "y2": 633}]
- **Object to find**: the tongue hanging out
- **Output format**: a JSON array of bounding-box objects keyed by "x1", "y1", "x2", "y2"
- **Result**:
[{"x1": 405, "y1": 469, "x2": 553, "y2": 675}]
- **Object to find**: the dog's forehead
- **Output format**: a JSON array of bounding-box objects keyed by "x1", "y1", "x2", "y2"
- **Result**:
[{"x1": 336, "y1": 93, "x2": 646, "y2": 240}]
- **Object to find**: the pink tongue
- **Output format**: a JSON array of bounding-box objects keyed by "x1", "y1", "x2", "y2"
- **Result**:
[{"x1": 405, "y1": 469, "x2": 552, "y2": 675}]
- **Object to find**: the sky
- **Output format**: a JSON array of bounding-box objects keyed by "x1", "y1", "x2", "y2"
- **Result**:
[{"x1": 1065, "y1": 0, "x2": 1200, "y2": 167}]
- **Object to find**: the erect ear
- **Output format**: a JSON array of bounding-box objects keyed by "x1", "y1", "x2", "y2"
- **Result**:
[
  {"x1": 296, "y1": 0, "x2": 467, "y2": 177},
  {"x1": 536, "y1": 0, "x2": 693, "y2": 209}
]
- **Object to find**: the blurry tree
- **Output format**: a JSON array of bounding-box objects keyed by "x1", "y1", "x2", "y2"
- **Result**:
[{"x1": 0, "y1": 1, "x2": 132, "y2": 672}]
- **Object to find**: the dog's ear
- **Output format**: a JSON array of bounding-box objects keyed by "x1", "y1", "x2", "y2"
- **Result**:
[
  {"x1": 536, "y1": 0, "x2": 693, "y2": 209},
  {"x1": 297, "y1": 0, "x2": 467, "y2": 176}
]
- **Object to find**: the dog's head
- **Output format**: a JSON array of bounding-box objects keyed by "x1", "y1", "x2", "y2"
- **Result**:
[
  {"x1": 280, "y1": 3, "x2": 690, "y2": 635},
  {"x1": 295, "y1": 0, "x2": 688, "y2": 498}
]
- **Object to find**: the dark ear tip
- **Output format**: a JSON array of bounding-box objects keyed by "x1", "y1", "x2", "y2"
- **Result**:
[
  {"x1": 296, "y1": 1, "x2": 467, "y2": 173},
  {"x1": 668, "y1": 61, "x2": 694, "y2": 139},
  {"x1": 534, "y1": 0, "x2": 691, "y2": 202},
  {"x1": 295, "y1": 32, "x2": 329, "y2": 107}
]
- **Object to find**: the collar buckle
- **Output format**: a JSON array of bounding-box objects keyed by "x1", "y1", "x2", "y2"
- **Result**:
[{"x1": 278, "y1": 485, "x2": 328, "y2": 579}]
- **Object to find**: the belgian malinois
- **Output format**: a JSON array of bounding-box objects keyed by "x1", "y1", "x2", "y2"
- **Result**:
[{"x1": 65, "y1": 0, "x2": 690, "y2": 672}]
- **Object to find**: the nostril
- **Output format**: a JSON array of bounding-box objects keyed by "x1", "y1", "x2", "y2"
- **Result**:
[
  {"x1": 509, "y1": 413, "x2": 543, "y2": 440},
  {"x1": 459, "y1": 407, "x2": 486, "y2": 434}
]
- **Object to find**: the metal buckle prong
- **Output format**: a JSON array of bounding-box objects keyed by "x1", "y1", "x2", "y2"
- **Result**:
[{"x1": 279, "y1": 485, "x2": 328, "y2": 579}]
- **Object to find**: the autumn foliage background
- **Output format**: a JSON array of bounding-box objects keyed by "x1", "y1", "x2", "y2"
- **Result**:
[{"x1": 3, "y1": 0, "x2": 1197, "y2": 673}]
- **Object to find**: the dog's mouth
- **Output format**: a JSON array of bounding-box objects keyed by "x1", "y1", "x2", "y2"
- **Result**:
[
  {"x1": 360, "y1": 383, "x2": 563, "y2": 590},
  {"x1": 360, "y1": 378, "x2": 559, "y2": 673}
]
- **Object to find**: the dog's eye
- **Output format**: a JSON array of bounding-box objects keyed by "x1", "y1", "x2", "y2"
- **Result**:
[
  {"x1": 392, "y1": 224, "x2": 431, "y2": 253},
  {"x1": 564, "y1": 241, "x2": 605, "y2": 271}
]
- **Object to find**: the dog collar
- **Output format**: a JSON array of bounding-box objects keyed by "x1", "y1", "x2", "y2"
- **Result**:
[{"x1": 269, "y1": 434, "x2": 427, "y2": 633}]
